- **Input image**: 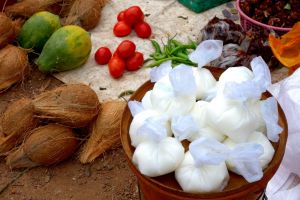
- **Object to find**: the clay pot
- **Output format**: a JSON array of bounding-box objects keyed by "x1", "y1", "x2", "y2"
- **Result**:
[{"x1": 120, "y1": 67, "x2": 288, "y2": 200}]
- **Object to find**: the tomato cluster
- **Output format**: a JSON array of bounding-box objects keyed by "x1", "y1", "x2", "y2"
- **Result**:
[
  {"x1": 113, "y1": 6, "x2": 152, "y2": 39},
  {"x1": 94, "y1": 6, "x2": 149, "y2": 79},
  {"x1": 94, "y1": 40, "x2": 144, "y2": 79}
]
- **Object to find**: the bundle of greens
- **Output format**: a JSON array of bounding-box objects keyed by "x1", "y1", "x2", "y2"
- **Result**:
[{"x1": 144, "y1": 38, "x2": 197, "y2": 68}]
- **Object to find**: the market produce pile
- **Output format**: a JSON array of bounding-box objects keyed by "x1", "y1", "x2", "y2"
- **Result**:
[
  {"x1": 0, "y1": 0, "x2": 134, "y2": 170},
  {"x1": 0, "y1": 83, "x2": 128, "y2": 168},
  {"x1": 94, "y1": 6, "x2": 151, "y2": 79},
  {"x1": 0, "y1": 0, "x2": 108, "y2": 93},
  {"x1": 240, "y1": 0, "x2": 300, "y2": 28},
  {"x1": 128, "y1": 40, "x2": 283, "y2": 193},
  {"x1": 0, "y1": 1, "x2": 296, "y2": 198},
  {"x1": 4, "y1": 0, "x2": 106, "y2": 30}
]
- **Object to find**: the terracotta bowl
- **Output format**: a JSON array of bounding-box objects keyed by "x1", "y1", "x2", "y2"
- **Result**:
[{"x1": 120, "y1": 67, "x2": 288, "y2": 200}]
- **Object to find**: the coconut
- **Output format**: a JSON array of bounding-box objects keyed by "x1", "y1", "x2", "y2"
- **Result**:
[
  {"x1": 5, "y1": 147, "x2": 38, "y2": 169},
  {"x1": 12, "y1": 18, "x2": 24, "y2": 37},
  {"x1": 0, "y1": 45, "x2": 29, "y2": 92},
  {"x1": 1, "y1": 98, "x2": 38, "y2": 137},
  {"x1": 79, "y1": 100, "x2": 126, "y2": 163},
  {"x1": 33, "y1": 84, "x2": 100, "y2": 128},
  {"x1": 6, "y1": 124, "x2": 78, "y2": 169},
  {"x1": 5, "y1": 0, "x2": 63, "y2": 18},
  {"x1": 0, "y1": 13, "x2": 16, "y2": 48},
  {"x1": 0, "y1": 98, "x2": 38, "y2": 155},
  {"x1": 63, "y1": 0, "x2": 106, "y2": 30}
]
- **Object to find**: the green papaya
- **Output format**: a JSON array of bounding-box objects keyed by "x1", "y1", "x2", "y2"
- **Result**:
[
  {"x1": 36, "y1": 25, "x2": 92, "y2": 73},
  {"x1": 18, "y1": 11, "x2": 61, "y2": 52}
]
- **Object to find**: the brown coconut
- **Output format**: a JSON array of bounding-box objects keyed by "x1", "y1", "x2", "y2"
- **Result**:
[
  {"x1": 0, "y1": 45, "x2": 29, "y2": 93},
  {"x1": 33, "y1": 84, "x2": 100, "y2": 128},
  {"x1": 6, "y1": 124, "x2": 78, "y2": 169},
  {"x1": 0, "y1": 13, "x2": 20, "y2": 48},
  {"x1": 79, "y1": 100, "x2": 126, "y2": 164},
  {"x1": 4, "y1": 0, "x2": 63, "y2": 18},
  {"x1": 5, "y1": 147, "x2": 38, "y2": 169},
  {"x1": 0, "y1": 98, "x2": 38, "y2": 155},
  {"x1": 63, "y1": 0, "x2": 106, "y2": 30},
  {"x1": 1, "y1": 98, "x2": 38, "y2": 137}
]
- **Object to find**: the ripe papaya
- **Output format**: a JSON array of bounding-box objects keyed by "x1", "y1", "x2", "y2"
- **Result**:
[
  {"x1": 18, "y1": 11, "x2": 61, "y2": 52},
  {"x1": 36, "y1": 25, "x2": 92, "y2": 73}
]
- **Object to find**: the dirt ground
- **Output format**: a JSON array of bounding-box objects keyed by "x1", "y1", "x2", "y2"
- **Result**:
[{"x1": 0, "y1": 67, "x2": 139, "y2": 200}]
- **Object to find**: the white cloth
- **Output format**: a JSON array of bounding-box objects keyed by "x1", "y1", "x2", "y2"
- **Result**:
[{"x1": 266, "y1": 68, "x2": 300, "y2": 200}]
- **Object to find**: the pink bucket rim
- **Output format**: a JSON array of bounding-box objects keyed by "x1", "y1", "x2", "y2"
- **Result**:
[{"x1": 236, "y1": 0, "x2": 292, "y2": 32}]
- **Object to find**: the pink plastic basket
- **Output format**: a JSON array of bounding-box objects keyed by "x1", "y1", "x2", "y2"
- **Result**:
[{"x1": 236, "y1": 0, "x2": 292, "y2": 35}]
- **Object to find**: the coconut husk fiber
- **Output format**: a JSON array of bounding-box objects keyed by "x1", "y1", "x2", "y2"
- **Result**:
[
  {"x1": 79, "y1": 100, "x2": 126, "y2": 164},
  {"x1": 0, "y1": 13, "x2": 22, "y2": 48},
  {"x1": 63, "y1": 0, "x2": 106, "y2": 30},
  {"x1": 4, "y1": 0, "x2": 64, "y2": 18},
  {"x1": 6, "y1": 124, "x2": 78, "y2": 169},
  {"x1": 0, "y1": 98, "x2": 38, "y2": 155},
  {"x1": 0, "y1": 45, "x2": 29, "y2": 93},
  {"x1": 33, "y1": 84, "x2": 100, "y2": 128}
]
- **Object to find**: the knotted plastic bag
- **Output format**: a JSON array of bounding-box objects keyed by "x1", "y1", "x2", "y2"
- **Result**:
[
  {"x1": 260, "y1": 97, "x2": 283, "y2": 142},
  {"x1": 150, "y1": 61, "x2": 172, "y2": 83},
  {"x1": 133, "y1": 136, "x2": 185, "y2": 177},
  {"x1": 189, "y1": 137, "x2": 229, "y2": 167},
  {"x1": 175, "y1": 137, "x2": 229, "y2": 193},
  {"x1": 206, "y1": 96, "x2": 260, "y2": 142},
  {"x1": 188, "y1": 137, "x2": 264, "y2": 183},
  {"x1": 175, "y1": 151, "x2": 229, "y2": 193},
  {"x1": 190, "y1": 101, "x2": 226, "y2": 142},
  {"x1": 251, "y1": 56, "x2": 272, "y2": 93},
  {"x1": 223, "y1": 56, "x2": 271, "y2": 102},
  {"x1": 192, "y1": 67, "x2": 217, "y2": 100},
  {"x1": 150, "y1": 65, "x2": 196, "y2": 117},
  {"x1": 141, "y1": 91, "x2": 153, "y2": 110},
  {"x1": 224, "y1": 131, "x2": 274, "y2": 170},
  {"x1": 150, "y1": 40, "x2": 222, "y2": 100},
  {"x1": 128, "y1": 100, "x2": 144, "y2": 117},
  {"x1": 171, "y1": 115, "x2": 199, "y2": 141},
  {"x1": 189, "y1": 40, "x2": 223, "y2": 68},
  {"x1": 128, "y1": 104, "x2": 171, "y2": 147},
  {"x1": 137, "y1": 115, "x2": 169, "y2": 143},
  {"x1": 227, "y1": 143, "x2": 264, "y2": 182},
  {"x1": 169, "y1": 64, "x2": 197, "y2": 97}
]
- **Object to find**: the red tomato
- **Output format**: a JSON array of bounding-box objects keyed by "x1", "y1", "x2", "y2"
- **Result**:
[
  {"x1": 124, "y1": 6, "x2": 144, "y2": 25},
  {"x1": 113, "y1": 21, "x2": 131, "y2": 37},
  {"x1": 117, "y1": 40, "x2": 136, "y2": 59},
  {"x1": 94, "y1": 47, "x2": 112, "y2": 65},
  {"x1": 108, "y1": 56, "x2": 125, "y2": 79},
  {"x1": 126, "y1": 52, "x2": 144, "y2": 71},
  {"x1": 113, "y1": 51, "x2": 120, "y2": 58},
  {"x1": 117, "y1": 11, "x2": 125, "y2": 21},
  {"x1": 134, "y1": 22, "x2": 152, "y2": 38}
]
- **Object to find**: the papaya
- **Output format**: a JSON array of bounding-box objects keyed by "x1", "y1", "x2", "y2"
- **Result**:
[
  {"x1": 18, "y1": 11, "x2": 61, "y2": 52},
  {"x1": 36, "y1": 25, "x2": 92, "y2": 73}
]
